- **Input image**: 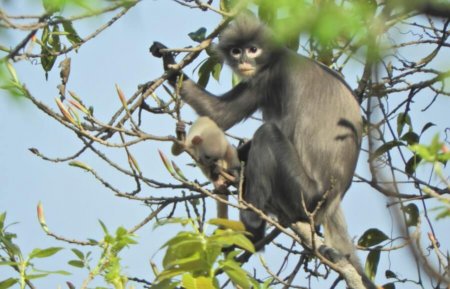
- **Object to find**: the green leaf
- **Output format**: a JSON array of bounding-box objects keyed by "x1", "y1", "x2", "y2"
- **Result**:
[
  {"x1": 220, "y1": 259, "x2": 252, "y2": 289},
  {"x1": 163, "y1": 238, "x2": 204, "y2": 269},
  {"x1": 212, "y1": 62, "x2": 222, "y2": 82},
  {"x1": 209, "y1": 229, "x2": 232, "y2": 242},
  {"x1": 231, "y1": 73, "x2": 240, "y2": 87},
  {"x1": 26, "y1": 273, "x2": 50, "y2": 280},
  {"x1": 357, "y1": 229, "x2": 389, "y2": 247},
  {"x1": 371, "y1": 140, "x2": 403, "y2": 160},
  {"x1": 382, "y1": 283, "x2": 396, "y2": 289},
  {"x1": 364, "y1": 248, "x2": 381, "y2": 281},
  {"x1": 405, "y1": 154, "x2": 422, "y2": 176},
  {"x1": 98, "y1": 220, "x2": 109, "y2": 234},
  {"x1": 111, "y1": 227, "x2": 137, "y2": 252},
  {"x1": 0, "y1": 212, "x2": 5, "y2": 229},
  {"x1": 197, "y1": 57, "x2": 221, "y2": 88},
  {"x1": 29, "y1": 247, "x2": 63, "y2": 259},
  {"x1": 34, "y1": 268, "x2": 71, "y2": 276},
  {"x1": 204, "y1": 243, "x2": 222, "y2": 267},
  {"x1": 50, "y1": 24, "x2": 62, "y2": 51},
  {"x1": 61, "y1": 19, "x2": 83, "y2": 46},
  {"x1": 400, "y1": 131, "x2": 419, "y2": 145},
  {"x1": 397, "y1": 112, "x2": 411, "y2": 137},
  {"x1": 208, "y1": 219, "x2": 246, "y2": 231},
  {"x1": 68, "y1": 260, "x2": 85, "y2": 268},
  {"x1": 230, "y1": 234, "x2": 255, "y2": 253},
  {"x1": 156, "y1": 267, "x2": 192, "y2": 282},
  {"x1": 0, "y1": 261, "x2": 18, "y2": 266},
  {"x1": 161, "y1": 231, "x2": 196, "y2": 248},
  {"x1": 0, "y1": 235, "x2": 21, "y2": 256},
  {"x1": 385, "y1": 270, "x2": 397, "y2": 279},
  {"x1": 403, "y1": 204, "x2": 419, "y2": 227},
  {"x1": 434, "y1": 206, "x2": 450, "y2": 220},
  {"x1": 409, "y1": 144, "x2": 431, "y2": 161},
  {"x1": 420, "y1": 122, "x2": 436, "y2": 136},
  {"x1": 149, "y1": 279, "x2": 180, "y2": 289},
  {"x1": 71, "y1": 248, "x2": 84, "y2": 260},
  {"x1": 260, "y1": 277, "x2": 274, "y2": 289},
  {"x1": 258, "y1": 0, "x2": 276, "y2": 25},
  {"x1": 219, "y1": 0, "x2": 234, "y2": 12},
  {"x1": 165, "y1": 253, "x2": 207, "y2": 271},
  {"x1": 68, "y1": 160, "x2": 92, "y2": 172},
  {"x1": 39, "y1": 24, "x2": 61, "y2": 75},
  {"x1": 87, "y1": 239, "x2": 98, "y2": 245},
  {"x1": 209, "y1": 229, "x2": 254, "y2": 252},
  {"x1": 188, "y1": 27, "x2": 207, "y2": 43},
  {"x1": 154, "y1": 218, "x2": 191, "y2": 229},
  {"x1": 41, "y1": 25, "x2": 49, "y2": 44},
  {"x1": 41, "y1": 47, "x2": 57, "y2": 74},
  {"x1": 181, "y1": 274, "x2": 196, "y2": 289},
  {"x1": 182, "y1": 274, "x2": 215, "y2": 289},
  {"x1": 0, "y1": 278, "x2": 18, "y2": 289},
  {"x1": 5, "y1": 62, "x2": 18, "y2": 83},
  {"x1": 42, "y1": 0, "x2": 65, "y2": 13}
]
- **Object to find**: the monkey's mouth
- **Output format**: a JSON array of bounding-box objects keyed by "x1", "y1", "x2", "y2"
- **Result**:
[
  {"x1": 238, "y1": 63, "x2": 255, "y2": 77},
  {"x1": 239, "y1": 68, "x2": 255, "y2": 76}
]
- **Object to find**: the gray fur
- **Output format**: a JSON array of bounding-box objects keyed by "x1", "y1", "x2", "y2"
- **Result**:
[{"x1": 153, "y1": 14, "x2": 374, "y2": 288}]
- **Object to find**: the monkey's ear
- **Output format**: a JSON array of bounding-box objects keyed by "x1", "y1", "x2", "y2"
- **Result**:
[{"x1": 191, "y1": 136, "x2": 203, "y2": 146}]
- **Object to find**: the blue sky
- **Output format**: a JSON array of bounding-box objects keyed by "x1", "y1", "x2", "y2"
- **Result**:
[{"x1": 1, "y1": 1, "x2": 449, "y2": 288}]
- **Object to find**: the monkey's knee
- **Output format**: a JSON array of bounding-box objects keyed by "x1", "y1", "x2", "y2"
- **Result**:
[
  {"x1": 246, "y1": 123, "x2": 282, "y2": 173},
  {"x1": 240, "y1": 210, "x2": 266, "y2": 244},
  {"x1": 252, "y1": 122, "x2": 283, "y2": 144},
  {"x1": 318, "y1": 245, "x2": 347, "y2": 264}
]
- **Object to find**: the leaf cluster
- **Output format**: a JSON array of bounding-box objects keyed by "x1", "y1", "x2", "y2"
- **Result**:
[
  {"x1": 0, "y1": 212, "x2": 69, "y2": 289},
  {"x1": 150, "y1": 218, "x2": 266, "y2": 289}
]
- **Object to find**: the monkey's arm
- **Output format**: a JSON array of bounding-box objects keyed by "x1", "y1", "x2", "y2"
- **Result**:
[
  {"x1": 180, "y1": 80, "x2": 258, "y2": 130},
  {"x1": 150, "y1": 42, "x2": 258, "y2": 130}
]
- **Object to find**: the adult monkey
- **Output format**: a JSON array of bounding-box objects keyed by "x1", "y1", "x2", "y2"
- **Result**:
[{"x1": 151, "y1": 15, "x2": 375, "y2": 289}]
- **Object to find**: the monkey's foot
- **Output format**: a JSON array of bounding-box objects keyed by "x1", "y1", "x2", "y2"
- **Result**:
[{"x1": 318, "y1": 245, "x2": 346, "y2": 264}]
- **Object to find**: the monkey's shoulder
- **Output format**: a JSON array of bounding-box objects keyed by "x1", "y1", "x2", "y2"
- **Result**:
[{"x1": 293, "y1": 53, "x2": 355, "y2": 95}]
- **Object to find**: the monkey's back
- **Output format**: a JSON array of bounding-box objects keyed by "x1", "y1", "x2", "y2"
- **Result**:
[{"x1": 259, "y1": 52, "x2": 362, "y2": 204}]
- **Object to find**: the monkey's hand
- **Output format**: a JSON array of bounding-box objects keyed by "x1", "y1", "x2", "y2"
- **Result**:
[
  {"x1": 237, "y1": 140, "x2": 252, "y2": 163},
  {"x1": 150, "y1": 41, "x2": 177, "y2": 69},
  {"x1": 149, "y1": 41, "x2": 168, "y2": 58},
  {"x1": 175, "y1": 121, "x2": 186, "y2": 141},
  {"x1": 150, "y1": 41, "x2": 187, "y2": 85}
]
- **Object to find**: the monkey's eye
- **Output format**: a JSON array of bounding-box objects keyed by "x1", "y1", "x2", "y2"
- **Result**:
[
  {"x1": 230, "y1": 47, "x2": 242, "y2": 58},
  {"x1": 246, "y1": 46, "x2": 262, "y2": 58},
  {"x1": 203, "y1": 155, "x2": 213, "y2": 162}
]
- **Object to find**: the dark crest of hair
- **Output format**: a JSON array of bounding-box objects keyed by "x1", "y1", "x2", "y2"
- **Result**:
[{"x1": 216, "y1": 14, "x2": 274, "y2": 57}]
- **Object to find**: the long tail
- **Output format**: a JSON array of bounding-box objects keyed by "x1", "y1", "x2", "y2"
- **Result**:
[{"x1": 323, "y1": 204, "x2": 378, "y2": 289}]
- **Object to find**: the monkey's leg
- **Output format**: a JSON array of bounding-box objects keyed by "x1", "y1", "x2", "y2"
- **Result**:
[
  {"x1": 291, "y1": 222, "x2": 376, "y2": 289},
  {"x1": 216, "y1": 193, "x2": 228, "y2": 219},
  {"x1": 240, "y1": 123, "x2": 322, "y2": 243},
  {"x1": 212, "y1": 175, "x2": 230, "y2": 220}
]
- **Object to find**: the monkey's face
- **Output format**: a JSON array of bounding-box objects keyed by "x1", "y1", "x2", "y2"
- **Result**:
[
  {"x1": 216, "y1": 14, "x2": 280, "y2": 79},
  {"x1": 228, "y1": 45, "x2": 263, "y2": 78}
]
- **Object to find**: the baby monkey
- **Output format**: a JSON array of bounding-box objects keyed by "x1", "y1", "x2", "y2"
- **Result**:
[{"x1": 172, "y1": 116, "x2": 240, "y2": 219}]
